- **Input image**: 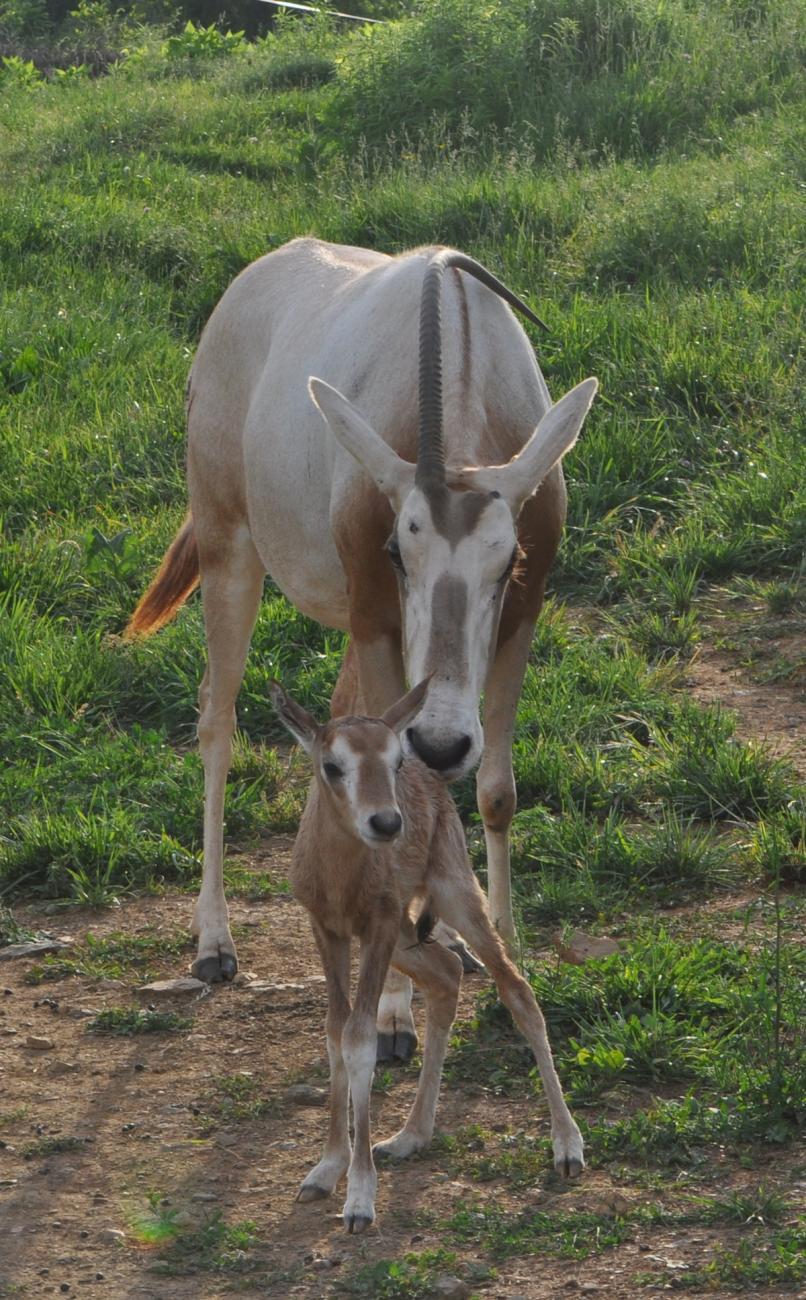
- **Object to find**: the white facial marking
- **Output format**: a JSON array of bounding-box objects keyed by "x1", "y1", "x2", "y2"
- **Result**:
[{"x1": 390, "y1": 488, "x2": 518, "y2": 775}]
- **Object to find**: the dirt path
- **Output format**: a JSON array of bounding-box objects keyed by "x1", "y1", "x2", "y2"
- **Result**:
[{"x1": 0, "y1": 870, "x2": 800, "y2": 1300}]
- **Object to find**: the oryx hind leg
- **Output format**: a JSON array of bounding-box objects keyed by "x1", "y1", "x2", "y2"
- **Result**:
[{"x1": 192, "y1": 526, "x2": 264, "y2": 983}]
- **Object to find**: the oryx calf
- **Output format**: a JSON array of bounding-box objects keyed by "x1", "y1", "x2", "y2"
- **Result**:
[{"x1": 270, "y1": 678, "x2": 583, "y2": 1234}]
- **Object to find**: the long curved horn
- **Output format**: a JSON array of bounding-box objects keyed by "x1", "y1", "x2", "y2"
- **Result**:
[{"x1": 416, "y1": 250, "x2": 549, "y2": 496}]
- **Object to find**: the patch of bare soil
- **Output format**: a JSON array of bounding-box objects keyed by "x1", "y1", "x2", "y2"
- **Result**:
[
  {"x1": 0, "y1": 868, "x2": 800, "y2": 1300},
  {"x1": 686, "y1": 605, "x2": 805, "y2": 777}
]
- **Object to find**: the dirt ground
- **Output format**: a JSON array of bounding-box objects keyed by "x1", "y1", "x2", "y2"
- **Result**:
[{"x1": 1, "y1": 615, "x2": 803, "y2": 1300}]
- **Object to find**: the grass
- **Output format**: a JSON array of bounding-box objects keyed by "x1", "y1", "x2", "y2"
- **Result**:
[
  {"x1": 22, "y1": 929, "x2": 191, "y2": 983},
  {"x1": 88, "y1": 1007, "x2": 191, "y2": 1034},
  {"x1": 0, "y1": 5, "x2": 803, "y2": 1288}
]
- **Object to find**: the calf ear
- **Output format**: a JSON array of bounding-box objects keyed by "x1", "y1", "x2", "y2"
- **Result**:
[
  {"x1": 382, "y1": 677, "x2": 431, "y2": 735},
  {"x1": 309, "y1": 378, "x2": 415, "y2": 512},
  {"x1": 269, "y1": 681, "x2": 318, "y2": 753}
]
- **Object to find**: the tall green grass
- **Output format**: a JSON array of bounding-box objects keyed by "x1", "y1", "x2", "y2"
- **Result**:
[{"x1": 0, "y1": 3, "x2": 803, "y2": 902}]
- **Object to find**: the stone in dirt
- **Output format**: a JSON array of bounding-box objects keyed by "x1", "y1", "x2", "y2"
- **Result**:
[
  {"x1": 552, "y1": 929, "x2": 619, "y2": 965},
  {"x1": 0, "y1": 939, "x2": 73, "y2": 961},
  {"x1": 434, "y1": 1278, "x2": 471, "y2": 1299},
  {"x1": 98, "y1": 1228, "x2": 126, "y2": 1245},
  {"x1": 26, "y1": 1034, "x2": 55, "y2": 1050},
  {"x1": 284, "y1": 1084, "x2": 327, "y2": 1107},
  {"x1": 246, "y1": 981, "x2": 307, "y2": 994},
  {"x1": 137, "y1": 978, "x2": 206, "y2": 996}
]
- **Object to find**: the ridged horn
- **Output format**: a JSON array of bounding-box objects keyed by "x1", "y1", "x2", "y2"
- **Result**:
[{"x1": 416, "y1": 250, "x2": 549, "y2": 497}]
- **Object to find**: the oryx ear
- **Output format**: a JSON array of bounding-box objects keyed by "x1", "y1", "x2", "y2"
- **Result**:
[
  {"x1": 381, "y1": 677, "x2": 431, "y2": 736},
  {"x1": 269, "y1": 680, "x2": 318, "y2": 754},
  {"x1": 464, "y1": 378, "x2": 598, "y2": 514},
  {"x1": 309, "y1": 378, "x2": 415, "y2": 512}
]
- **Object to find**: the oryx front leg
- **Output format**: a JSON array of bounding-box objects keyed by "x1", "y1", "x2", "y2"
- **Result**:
[
  {"x1": 192, "y1": 535, "x2": 264, "y2": 983},
  {"x1": 374, "y1": 936, "x2": 461, "y2": 1161},
  {"x1": 342, "y1": 916, "x2": 398, "y2": 1233},
  {"x1": 478, "y1": 619, "x2": 536, "y2": 951},
  {"x1": 434, "y1": 868, "x2": 584, "y2": 1178},
  {"x1": 298, "y1": 926, "x2": 352, "y2": 1203}
]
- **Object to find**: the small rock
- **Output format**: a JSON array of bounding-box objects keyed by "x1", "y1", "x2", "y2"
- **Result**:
[
  {"x1": 247, "y1": 981, "x2": 306, "y2": 995},
  {"x1": 171, "y1": 1210, "x2": 199, "y2": 1229},
  {"x1": 191, "y1": 1192, "x2": 218, "y2": 1202},
  {"x1": 97, "y1": 1228, "x2": 125, "y2": 1245},
  {"x1": 96, "y1": 978, "x2": 124, "y2": 991},
  {"x1": 26, "y1": 1034, "x2": 55, "y2": 1050},
  {"x1": 216, "y1": 1133, "x2": 238, "y2": 1148},
  {"x1": 50, "y1": 1061, "x2": 80, "y2": 1076},
  {"x1": 580, "y1": 1286, "x2": 599, "y2": 1295},
  {"x1": 137, "y1": 978, "x2": 206, "y2": 997},
  {"x1": 69, "y1": 1007, "x2": 100, "y2": 1020},
  {"x1": 0, "y1": 939, "x2": 73, "y2": 961},
  {"x1": 284, "y1": 1084, "x2": 327, "y2": 1107},
  {"x1": 433, "y1": 1278, "x2": 471, "y2": 1300}
]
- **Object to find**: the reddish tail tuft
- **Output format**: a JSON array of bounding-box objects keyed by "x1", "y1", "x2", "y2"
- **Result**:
[{"x1": 124, "y1": 514, "x2": 200, "y2": 639}]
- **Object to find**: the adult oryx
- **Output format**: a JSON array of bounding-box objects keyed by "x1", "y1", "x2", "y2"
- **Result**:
[{"x1": 126, "y1": 238, "x2": 597, "y2": 1036}]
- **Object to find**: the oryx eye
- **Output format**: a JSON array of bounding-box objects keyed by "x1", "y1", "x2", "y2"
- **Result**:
[
  {"x1": 386, "y1": 537, "x2": 405, "y2": 574},
  {"x1": 323, "y1": 761, "x2": 342, "y2": 781},
  {"x1": 501, "y1": 546, "x2": 519, "y2": 581}
]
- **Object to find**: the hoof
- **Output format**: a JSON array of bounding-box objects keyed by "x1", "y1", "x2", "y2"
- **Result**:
[
  {"x1": 393, "y1": 1029, "x2": 417, "y2": 1062},
  {"x1": 449, "y1": 941, "x2": 485, "y2": 975},
  {"x1": 345, "y1": 1213, "x2": 373, "y2": 1235},
  {"x1": 191, "y1": 952, "x2": 238, "y2": 984},
  {"x1": 376, "y1": 1031, "x2": 396, "y2": 1064},
  {"x1": 556, "y1": 1156, "x2": 584, "y2": 1179},
  {"x1": 296, "y1": 1184, "x2": 330, "y2": 1203}
]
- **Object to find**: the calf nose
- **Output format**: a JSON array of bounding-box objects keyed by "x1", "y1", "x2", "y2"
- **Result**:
[
  {"x1": 369, "y1": 809, "x2": 403, "y2": 839},
  {"x1": 407, "y1": 728, "x2": 472, "y2": 773}
]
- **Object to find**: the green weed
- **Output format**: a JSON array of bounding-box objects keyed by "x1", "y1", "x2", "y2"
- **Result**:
[
  {"x1": 22, "y1": 1134, "x2": 91, "y2": 1158},
  {"x1": 337, "y1": 1249, "x2": 465, "y2": 1298},
  {"x1": 23, "y1": 929, "x2": 191, "y2": 983},
  {"x1": 88, "y1": 1007, "x2": 191, "y2": 1034}
]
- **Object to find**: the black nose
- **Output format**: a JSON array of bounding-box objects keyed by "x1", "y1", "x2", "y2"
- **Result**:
[
  {"x1": 406, "y1": 728, "x2": 472, "y2": 773},
  {"x1": 369, "y1": 810, "x2": 402, "y2": 839}
]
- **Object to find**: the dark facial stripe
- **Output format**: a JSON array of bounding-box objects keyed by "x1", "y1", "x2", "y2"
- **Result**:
[
  {"x1": 426, "y1": 574, "x2": 468, "y2": 681},
  {"x1": 428, "y1": 486, "x2": 493, "y2": 544}
]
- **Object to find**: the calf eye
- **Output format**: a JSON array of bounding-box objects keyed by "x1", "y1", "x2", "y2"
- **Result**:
[{"x1": 323, "y1": 761, "x2": 342, "y2": 780}]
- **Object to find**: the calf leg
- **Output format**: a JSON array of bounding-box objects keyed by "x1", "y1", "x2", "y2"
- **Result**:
[
  {"x1": 374, "y1": 932, "x2": 462, "y2": 1161},
  {"x1": 432, "y1": 855, "x2": 584, "y2": 1177},
  {"x1": 341, "y1": 913, "x2": 399, "y2": 1233},
  {"x1": 297, "y1": 925, "x2": 352, "y2": 1202},
  {"x1": 334, "y1": 635, "x2": 420, "y2": 1064}
]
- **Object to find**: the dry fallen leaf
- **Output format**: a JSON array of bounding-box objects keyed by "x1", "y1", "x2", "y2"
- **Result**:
[{"x1": 552, "y1": 929, "x2": 620, "y2": 965}]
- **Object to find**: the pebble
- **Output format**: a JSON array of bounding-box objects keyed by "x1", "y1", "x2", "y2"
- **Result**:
[
  {"x1": 69, "y1": 1008, "x2": 100, "y2": 1020},
  {"x1": 137, "y1": 978, "x2": 206, "y2": 996},
  {"x1": 26, "y1": 1034, "x2": 55, "y2": 1050},
  {"x1": 285, "y1": 1084, "x2": 327, "y2": 1107},
  {"x1": 98, "y1": 1228, "x2": 126, "y2": 1245},
  {"x1": 191, "y1": 1192, "x2": 218, "y2": 1202}
]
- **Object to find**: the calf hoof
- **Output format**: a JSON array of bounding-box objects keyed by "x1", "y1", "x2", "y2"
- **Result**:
[
  {"x1": 556, "y1": 1155, "x2": 584, "y2": 1179},
  {"x1": 345, "y1": 1213, "x2": 374, "y2": 1235},
  {"x1": 192, "y1": 951, "x2": 238, "y2": 984},
  {"x1": 296, "y1": 1184, "x2": 330, "y2": 1203}
]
